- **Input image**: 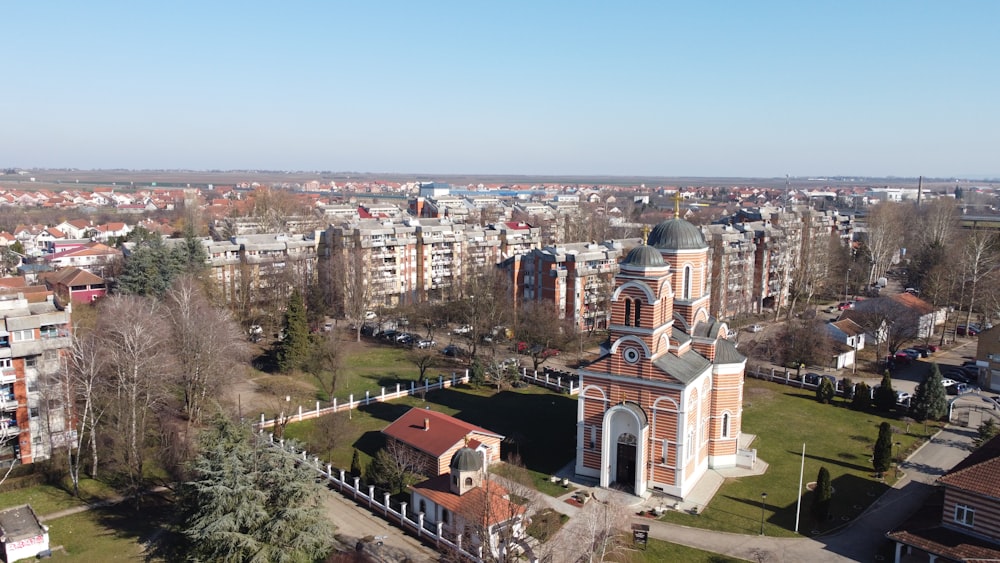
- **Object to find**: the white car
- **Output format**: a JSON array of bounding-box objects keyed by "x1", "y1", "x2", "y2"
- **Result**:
[
  {"x1": 747, "y1": 324, "x2": 763, "y2": 333},
  {"x1": 364, "y1": 311, "x2": 377, "y2": 320},
  {"x1": 415, "y1": 339, "x2": 436, "y2": 349},
  {"x1": 896, "y1": 391, "x2": 912, "y2": 404},
  {"x1": 726, "y1": 329, "x2": 738, "y2": 339}
]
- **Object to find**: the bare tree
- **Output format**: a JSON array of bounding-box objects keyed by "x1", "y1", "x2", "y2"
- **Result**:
[
  {"x1": 959, "y1": 229, "x2": 1000, "y2": 330},
  {"x1": 98, "y1": 295, "x2": 173, "y2": 498},
  {"x1": 337, "y1": 248, "x2": 377, "y2": 342},
  {"x1": 166, "y1": 276, "x2": 249, "y2": 427},
  {"x1": 63, "y1": 331, "x2": 107, "y2": 494},
  {"x1": 456, "y1": 265, "x2": 513, "y2": 361},
  {"x1": 572, "y1": 491, "x2": 632, "y2": 563},
  {"x1": 448, "y1": 467, "x2": 532, "y2": 563},
  {"x1": 862, "y1": 203, "x2": 905, "y2": 285},
  {"x1": 304, "y1": 332, "x2": 343, "y2": 399}
]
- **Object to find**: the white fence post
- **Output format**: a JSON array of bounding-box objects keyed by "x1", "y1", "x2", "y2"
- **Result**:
[
  {"x1": 365, "y1": 390, "x2": 370, "y2": 405},
  {"x1": 384, "y1": 492, "x2": 390, "y2": 515},
  {"x1": 349, "y1": 394, "x2": 354, "y2": 410},
  {"x1": 315, "y1": 401, "x2": 320, "y2": 415},
  {"x1": 353, "y1": 477, "x2": 360, "y2": 499},
  {"x1": 333, "y1": 398, "x2": 337, "y2": 412},
  {"x1": 401, "y1": 502, "x2": 408, "y2": 522},
  {"x1": 298, "y1": 405, "x2": 303, "y2": 421},
  {"x1": 396, "y1": 383, "x2": 401, "y2": 395},
  {"x1": 381, "y1": 387, "x2": 385, "y2": 402},
  {"x1": 418, "y1": 513, "x2": 424, "y2": 536},
  {"x1": 368, "y1": 485, "x2": 374, "y2": 507}
]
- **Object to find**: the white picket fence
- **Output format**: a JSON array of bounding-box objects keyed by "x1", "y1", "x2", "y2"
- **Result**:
[
  {"x1": 264, "y1": 434, "x2": 537, "y2": 563},
  {"x1": 521, "y1": 367, "x2": 579, "y2": 395},
  {"x1": 254, "y1": 371, "x2": 470, "y2": 431}
]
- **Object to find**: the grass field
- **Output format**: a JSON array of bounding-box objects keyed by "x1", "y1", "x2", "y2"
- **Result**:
[
  {"x1": 283, "y1": 382, "x2": 578, "y2": 486},
  {"x1": 635, "y1": 539, "x2": 748, "y2": 562},
  {"x1": 659, "y1": 378, "x2": 936, "y2": 537}
]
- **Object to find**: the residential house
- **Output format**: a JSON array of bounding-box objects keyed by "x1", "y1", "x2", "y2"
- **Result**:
[
  {"x1": 42, "y1": 242, "x2": 121, "y2": 276},
  {"x1": 92, "y1": 222, "x2": 131, "y2": 242},
  {"x1": 826, "y1": 318, "x2": 866, "y2": 370},
  {"x1": 54, "y1": 220, "x2": 92, "y2": 240},
  {"x1": 886, "y1": 434, "x2": 1000, "y2": 562},
  {"x1": 381, "y1": 408, "x2": 503, "y2": 478},
  {"x1": 40, "y1": 267, "x2": 107, "y2": 304}
]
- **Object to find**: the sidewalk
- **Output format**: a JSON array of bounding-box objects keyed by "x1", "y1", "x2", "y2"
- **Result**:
[{"x1": 535, "y1": 425, "x2": 974, "y2": 562}]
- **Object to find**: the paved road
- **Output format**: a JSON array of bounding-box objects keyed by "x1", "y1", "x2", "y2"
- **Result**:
[
  {"x1": 318, "y1": 488, "x2": 439, "y2": 562},
  {"x1": 634, "y1": 424, "x2": 976, "y2": 563}
]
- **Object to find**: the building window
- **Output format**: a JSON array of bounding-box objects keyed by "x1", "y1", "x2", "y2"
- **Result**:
[
  {"x1": 0, "y1": 335, "x2": 8, "y2": 347},
  {"x1": 12, "y1": 330, "x2": 34, "y2": 343},
  {"x1": 624, "y1": 299, "x2": 631, "y2": 326},
  {"x1": 40, "y1": 325, "x2": 59, "y2": 339},
  {"x1": 0, "y1": 358, "x2": 10, "y2": 369},
  {"x1": 686, "y1": 429, "x2": 695, "y2": 459},
  {"x1": 589, "y1": 426, "x2": 596, "y2": 450},
  {"x1": 955, "y1": 504, "x2": 975, "y2": 527},
  {"x1": 634, "y1": 300, "x2": 642, "y2": 326},
  {"x1": 29, "y1": 407, "x2": 39, "y2": 419},
  {"x1": 722, "y1": 413, "x2": 731, "y2": 438},
  {"x1": 661, "y1": 439, "x2": 668, "y2": 464},
  {"x1": 419, "y1": 500, "x2": 426, "y2": 514},
  {"x1": 465, "y1": 477, "x2": 473, "y2": 486},
  {"x1": 683, "y1": 266, "x2": 692, "y2": 300},
  {"x1": 25, "y1": 356, "x2": 37, "y2": 368},
  {"x1": 442, "y1": 509, "x2": 449, "y2": 524},
  {"x1": 453, "y1": 475, "x2": 458, "y2": 486}
]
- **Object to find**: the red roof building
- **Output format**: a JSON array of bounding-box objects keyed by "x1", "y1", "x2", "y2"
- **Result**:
[{"x1": 382, "y1": 408, "x2": 503, "y2": 478}]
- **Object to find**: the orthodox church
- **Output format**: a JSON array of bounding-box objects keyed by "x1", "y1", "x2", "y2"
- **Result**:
[{"x1": 575, "y1": 214, "x2": 747, "y2": 499}]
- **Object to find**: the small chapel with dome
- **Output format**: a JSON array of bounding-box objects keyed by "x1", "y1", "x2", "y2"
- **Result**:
[{"x1": 575, "y1": 212, "x2": 747, "y2": 499}]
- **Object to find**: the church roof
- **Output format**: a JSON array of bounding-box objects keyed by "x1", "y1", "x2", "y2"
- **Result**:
[
  {"x1": 652, "y1": 348, "x2": 711, "y2": 384},
  {"x1": 691, "y1": 318, "x2": 723, "y2": 339},
  {"x1": 450, "y1": 447, "x2": 483, "y2": 472},
  {"x1": 671, "y1": 326, "x2": 692, "y2": 347},
  {"x1": 713, "y1": 339, "x2": 746, "y2": 365},
  {"x1": 621, "y1": 244, "x2": 664, "y2": 268},
  {"x1": 647, "y1": 219, "x2": 706, "y2": 251}
]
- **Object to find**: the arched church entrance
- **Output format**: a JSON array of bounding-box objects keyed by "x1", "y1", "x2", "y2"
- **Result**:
[{"x1": 615, "y1": 433, "x2": 637, "y2": 489}]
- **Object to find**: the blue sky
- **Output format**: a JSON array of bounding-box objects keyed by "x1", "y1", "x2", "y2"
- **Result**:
[{"x1": 4, "y1": 1, "x2": 998, "y2": 178}]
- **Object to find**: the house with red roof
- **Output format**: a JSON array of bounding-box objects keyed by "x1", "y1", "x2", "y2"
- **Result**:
[
  {"x1": 42, "y1": 242, "x2": 121, "y2": 274},
  {"x1": 887, "y1": 434, "x2": 1000, "y2": 562},
  {"x1": 40, "y1": 267, "x2": 107, "y2": 303},
  {"x1": 382, "y1": 408, "x2": 503, "y2": 478}
]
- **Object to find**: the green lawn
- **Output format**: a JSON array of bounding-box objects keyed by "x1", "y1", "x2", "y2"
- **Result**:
[
  {"x1": 0, "y1": 478, "x2": 118, "y2": 517},
  {"x1": 47, "y1": 496, "x2": 173, "y2": 561},
  {"x1": 635, "y1": 539, "x2": 748, "y2": 562},
  {"x1": 659, "y1": 378, "x2": 935, "y2": 537},
  {"x1": 283, "y1": 383, "x2": 578, "y2": 484}
]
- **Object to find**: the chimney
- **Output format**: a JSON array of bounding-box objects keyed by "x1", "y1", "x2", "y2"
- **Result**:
[{"x1": 423, "y1": 418, "x2": 429, "y2": 431}]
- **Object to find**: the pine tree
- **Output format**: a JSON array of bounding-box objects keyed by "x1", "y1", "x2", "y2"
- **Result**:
[
  {"x1": 852, "y1": 382, "x2": 870, "y2": 411},
  {"x1": 873, "y1": 422, "x2": 893, "y2": 477},
  {"x1": 180, "y1": 417, "x2": 333, "y2": 562},
  {"x1": 911, "y1": 363, "x2": 948, "y2": 422},
  {"x1": 816, "y1": 378, "x2": 835, "y2": 404},
  {"x1": 976, "y1": 419, "x2": 999, "y2": 448},
  {"x1": 277, "y1": 290, "x2": 311, "y2": 372},
  {"x1": 874, "y1": 372, "x2": 897, "y2": 412},
  {"x1": 811, "y1": 466, "x2": 832, "y2": 522}
]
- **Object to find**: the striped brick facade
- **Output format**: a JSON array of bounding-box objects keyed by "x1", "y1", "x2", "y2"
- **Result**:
[{"x1": 575, "y1": 219, "x2": 745, "y2": 500}]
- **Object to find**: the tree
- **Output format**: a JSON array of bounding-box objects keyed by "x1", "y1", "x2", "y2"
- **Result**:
[
  {"x1": 365, "y1": 441, "x2": 423, "y2": 495},
  {"x1": 975, "y1": 419, "x2": 999, "y2": 448},
  {"x1": 874, "y1": 372, "x2": 896, "y2": 412},
  {"x1": 350, "y1": 449, "x2": 363, "y2": 478},
  {"x1": 959, "y1": 229, "x2": 999, "y2": 331},
  {"x1": 179, "y1": 417, "x2": 334, "y2": 562},
  {"x1": 910, "y1": 364, "x2": 948, "y2": 422},
  {"x1": 336, "y1": 248, "x2": 377, "y2": 342},
  {"x1": 862, "y1": 202, "x2": 905, "y2": 285},
  {"x1": 852, "y1": 382, "x2": 870, "y2": 411},
  {"x1": 98, "y1": 295, "x2": 172, "y2": 500},
  {"x1": 515, "y1": 302, "x2": 574, "y2": 371},
  {"x1": 456, "y1": 265, "x2": 513, "y2": 361},
  {"x1": 574, "y1": 491, "x2": 631, "y2": 563},
  {"x1": 304, "y1": 332, "x2": 343, "y2": 400},
  {"x1": 277, "y1": 290, "x2": 311, "y2": 372},
  {"x1": 63, "y1": 331, "x2": 108, "y2": 493},
  {"x1": 777, "y1": 318, "x2": 834, "y2": 370},
  {"x1": 854, "y1": 298, "x2": 919, "y2": 366},
  {"x1": 873, "y1": 422, "x2": 893, "y2": 477},
  {"x1": 816, "y1": 378, "x2": 835, "y2": 404},
  {"x1": 811, "y1": 466, "x2": 832, "y2": 522},
  {"x1": 166, "y1": 276, "x2": 248, "y2": 426}
]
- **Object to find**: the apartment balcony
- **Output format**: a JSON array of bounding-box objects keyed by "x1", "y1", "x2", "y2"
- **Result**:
[
  {"x1": 0, "y1": 369, "x2": 14, "y2": 385},
  {"x1": 0, "y1": 422, "x2": 19, "y2": 439},
  {"x1": 0, "y1": 395, "x2": 16, "y2": 412}
]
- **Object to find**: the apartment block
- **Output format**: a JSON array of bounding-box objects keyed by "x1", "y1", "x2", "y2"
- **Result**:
[{"x1": 0, "y1": 288, "x2": 73, "y2": 466}]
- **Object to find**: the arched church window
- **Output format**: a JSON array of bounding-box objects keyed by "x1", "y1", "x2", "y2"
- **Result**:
[
  {"x1": 683, "y1": 266, "x2": 692, "y2": 300},
  {"x1": 634, "y1": 300, "x2": 642, "y2": 326},
  {"x1": 465, "y1": 477, "x2": 473, "y2": 486},
  {"x1": 624, "y1": 299, "x2": 631, "y2": 326},
  {"x1": 722, "y1": 412, "x2": 730, "y2": 438},
  {"x1": 419, "y1": 500, "x2": 427, "y2": 514},
  {"x1": 686, "y1": 429, "x2": 695, "y2": 458}
]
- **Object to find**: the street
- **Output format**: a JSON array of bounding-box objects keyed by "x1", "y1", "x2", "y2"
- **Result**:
[{"x1": 318, "y1": 489, "x2": 438, "y2": 562}]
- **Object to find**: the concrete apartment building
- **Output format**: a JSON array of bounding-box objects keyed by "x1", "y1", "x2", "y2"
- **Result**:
[
  {"x1": 508, "y1": 241, "x2": 628, "y2": 332},
  {"x1": 0, "y1": 287, "x2": 73, "y2": 466}
]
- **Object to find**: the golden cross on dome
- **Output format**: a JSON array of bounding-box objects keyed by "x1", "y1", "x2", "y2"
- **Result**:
[
  {"x1": 673, "y1": 190, "x2": 682, "y2": 217},
  {"x1": 641, "y1": 225, "x2": 651, "y2": 245}
]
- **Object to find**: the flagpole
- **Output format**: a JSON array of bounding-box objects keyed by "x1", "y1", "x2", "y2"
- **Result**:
[{"x1": 795, "y1": 442, "x2": 805, "y2": 533}]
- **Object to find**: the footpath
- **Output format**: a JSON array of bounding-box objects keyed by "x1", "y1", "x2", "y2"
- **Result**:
[{"x1": 533, "y1": 424, "x2": 975, "y2": 563}]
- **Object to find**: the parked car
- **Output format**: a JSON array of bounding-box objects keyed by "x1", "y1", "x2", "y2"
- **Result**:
[
  {"x1": 415, "y1": 338, "x2": 436, "y2": 349},
  {"x1": 893, "y1": 351, "x2": 912, "y2": 364},
  {"x1": 956, "y1": 325, "x2": 980, "y2": 336},
  {"x1": 912, "y1": 344, "x2": 939, "y2": 355},
  {"x1": 896, "y1": 391, "x2": 912, "y2": 404},
  {"x1": 947, "y1": 383, "x2": 972, "y2": 395},
  {"x1": 364, "y1": 311, "x2": 377, "y2": 320},
  {"x1": 900, "y1": 348, "x2": 921, "y2": 360},
  {"x1": 747, "y1": 324, "x2": 763, "y2": 333},
  {"x1": 442, "y1": 344, "x2": 466, "y2": 357},
  {"x1": 453, "y1": 324, "x2": 472, "y2": 335},
  {"x1": 529, "y1": 344, "x2": 560, "y2": 358},
  {"x1": 837, "y1": 302, "x2": 854, "y2": 311},
  {"x1": 726, "y1": 329, "x2": 738, "y2": 339}
]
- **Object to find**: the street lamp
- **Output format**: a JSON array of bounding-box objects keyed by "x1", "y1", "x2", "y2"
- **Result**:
[
  {"x1": 759, "y1": 492, "x2": 768, "y2": 535},
  {"x1": 894, "y1": 442, "x2": 902, "y2": 478},
  {"x1": 844, "y1": 268, "x2": 851, "y2": 302}
]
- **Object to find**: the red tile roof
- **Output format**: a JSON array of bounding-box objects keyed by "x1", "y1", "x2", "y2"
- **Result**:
[
  {"x1": 410, "y1": 474, "x2": 525, "y2": 526},
  {"x1": 889, "y1": 293, "x2": 938, "y2": 316},
  {"x1": 382, "y1": 408, "x2": 502, "y2": 458},
  {"x1": 887, "y1": 489, "x2": 1000, "y2": 561},
  {"x1": 938, "y1": 434, "x2": 1000, "y2": 497}
]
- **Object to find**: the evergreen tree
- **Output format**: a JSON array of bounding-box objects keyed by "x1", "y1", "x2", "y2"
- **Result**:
[
  {"x1": 179, "y1": 417, "x2": 333, "y2": 562},
  {"x1": 874, "y1": 372, "x2": 897, "y2": 412},
  {"x1": 852, "y1": 382, "x2": 870, "y2": 411},
  {"x1": 10, "y1": 240, "x2": 24, "y2": 255},
  {"x1": 350, "y1": 448, "x2": 363, "y2": 479},
  {"x1": 873, "y1": 422, "x2": 893, "y2": 477},
  {"x1": 811, "y1": 466, "x2": 832, "y2": 522},
  {"x1": 911, "y1": 363, "x2": 948, "y2": 422},
  {"x1": 976, "y1": 419, "x2": 999, "y2": 448},
  {"x1": 816, "y1": 378, "x2": 835, "y2": 404},
  {"x1": 277, "y1": 290, "x2": 311, "y2": 372}
]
